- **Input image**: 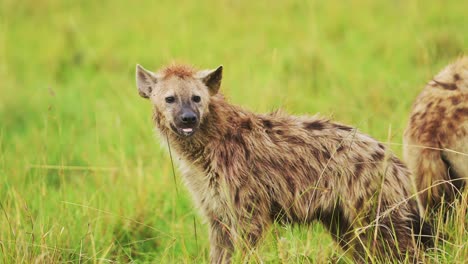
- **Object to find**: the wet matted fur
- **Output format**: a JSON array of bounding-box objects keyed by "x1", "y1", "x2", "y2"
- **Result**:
[
  {"x1": 404, "y1": 56, "x2": 468, "y2": 211},
  {"x1": 136, "y1": 63, "x2": 433, "y2": 263}
]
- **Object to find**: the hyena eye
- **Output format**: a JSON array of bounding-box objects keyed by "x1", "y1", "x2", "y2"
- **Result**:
[
  {"x1": 192, "y1": 95, "x2": 201, "y2": 103},
  {"x1": 165, "y1": 96, "x2": 175, "y2": 103}
]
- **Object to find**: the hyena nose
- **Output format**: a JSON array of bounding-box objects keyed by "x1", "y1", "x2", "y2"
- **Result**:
[{"x1": 181, "y1": 112, "x2": 197, "y2": 124}]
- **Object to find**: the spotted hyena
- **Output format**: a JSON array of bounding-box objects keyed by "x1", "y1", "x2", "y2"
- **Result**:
[
  {"x1": 404, "y1": 56, "x2": 468, "y2": 211},
  {"x1": 135, "y1": 63, "x2": 433, "y2": 263}
]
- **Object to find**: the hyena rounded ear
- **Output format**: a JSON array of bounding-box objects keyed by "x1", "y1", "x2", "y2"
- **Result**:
[
  {"x1": 136, "y1": 64, "x2": 159, "y2": 99},
  {"x1": 198, "y1": 65, "x2": 223, "y2": 95}
]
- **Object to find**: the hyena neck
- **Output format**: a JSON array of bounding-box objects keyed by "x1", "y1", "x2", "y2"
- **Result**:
[{"x1": 153, "y1": 95, "x2": 239, "y2": 165}]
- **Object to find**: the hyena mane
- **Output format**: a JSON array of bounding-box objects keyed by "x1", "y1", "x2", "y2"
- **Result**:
[{"x1": 136, "y1": 63, "x2": 434, "y2": 263}]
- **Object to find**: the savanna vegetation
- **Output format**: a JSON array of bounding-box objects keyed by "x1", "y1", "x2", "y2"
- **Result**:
[{"x1": 0, "y1": 0, "x2": 467, "y2": 263}]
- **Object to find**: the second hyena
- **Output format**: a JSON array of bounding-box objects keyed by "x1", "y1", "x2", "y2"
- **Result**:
[
  {"x1": 136, "y1": 63, "x2": 433, "y2": 263},
  {"x1": 404, "y1": 56, "x2": 468, "y2": 211}
]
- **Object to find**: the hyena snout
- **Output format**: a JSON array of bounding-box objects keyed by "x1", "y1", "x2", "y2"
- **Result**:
[
  {"x1": 180, "y1": 110, "x2": 198, "y2": 125},
  {"x1": 173, "y1": 107, "x2": 200, "y2": 136}
]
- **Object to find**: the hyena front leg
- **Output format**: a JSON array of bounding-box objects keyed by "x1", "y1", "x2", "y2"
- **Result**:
[
  {"x1": 209, "y1": 207, "x2": 270, "y2": 264},
  {"x1": 233, "y1": 201, "x2": 271, "y2": 262},
  {"x1": 209, "y1": 218, "x2": 235, "y2": 264}
]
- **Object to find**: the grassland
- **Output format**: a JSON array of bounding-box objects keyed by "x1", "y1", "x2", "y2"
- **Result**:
[{"x1": 0, "y1": 0, "x2": 467, "y2": 263}]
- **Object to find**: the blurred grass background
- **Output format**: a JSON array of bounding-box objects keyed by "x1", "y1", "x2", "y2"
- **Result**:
[{"x1": 0, "y1": 0, "x2": 467, "y2": 263}]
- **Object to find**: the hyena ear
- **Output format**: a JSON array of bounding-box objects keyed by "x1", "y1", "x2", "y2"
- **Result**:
[
  {"x1": 136, "y1": 64, "x2": 159, "y2": 99},
  {"x1": 198, "y1": 65, "x2": 223, "y2": 95}
]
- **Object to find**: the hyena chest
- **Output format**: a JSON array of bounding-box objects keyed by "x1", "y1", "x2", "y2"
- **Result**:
[{"x1": 177, "y1": 158, "x2": 230, "y2": 219}]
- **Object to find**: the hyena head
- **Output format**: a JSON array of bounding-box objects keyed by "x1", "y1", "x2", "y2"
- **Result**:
[{"x1": 136, "y1": 64, "x2": 223, "y2": 137}]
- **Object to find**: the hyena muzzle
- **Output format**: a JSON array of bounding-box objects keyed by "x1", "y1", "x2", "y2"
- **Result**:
[{"x1": 135, "y1": 63, "x2": 434, "y2": 263}]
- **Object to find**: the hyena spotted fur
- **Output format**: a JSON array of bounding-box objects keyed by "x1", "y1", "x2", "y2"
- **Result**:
[
  {"x1": 404, "y1": 56, "x2": 468, "y2": 211},
  {"x1": 136, "y1": 63, "x2": 433, "y2": 263}
]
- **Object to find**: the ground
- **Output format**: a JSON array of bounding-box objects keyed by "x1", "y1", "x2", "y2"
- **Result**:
[{"x1": 0, "y1": 0, "x2": 467, "y2": 263}]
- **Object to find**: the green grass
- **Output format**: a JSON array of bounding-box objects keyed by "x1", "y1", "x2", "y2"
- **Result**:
[{"x1": 1, "y1": 0, "x2": 467, "y2": 263}]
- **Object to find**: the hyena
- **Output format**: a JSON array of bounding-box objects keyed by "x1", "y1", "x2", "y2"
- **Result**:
[
  {"x1": 404, "y1": 56, "x2": 468, "y2": 211},
  {"x1": 135, "y1": 63, "x2": 433, "y2": 263}
]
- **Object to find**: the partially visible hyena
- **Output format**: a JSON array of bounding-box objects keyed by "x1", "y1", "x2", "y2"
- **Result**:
[
  {"x1": 136, "y1": 63, "x2": 433, "y2": 263},
  {"x1": 404, "y1": 56, "x2": 468, "y2": 211}
]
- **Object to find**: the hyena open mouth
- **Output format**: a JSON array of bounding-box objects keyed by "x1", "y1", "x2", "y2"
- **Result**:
[
  {"x1": 170, "y1": 124, "x2": 196, "y2": 137},
  {"x1": 181, "y1": 128, "x2": 194, "y2": 136}
]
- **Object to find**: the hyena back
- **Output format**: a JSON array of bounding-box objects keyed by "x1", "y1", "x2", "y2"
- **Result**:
[
  {"x1": 136, "y1": 63, "x2": 433, "y2": 263},
  {"x1": 404, "y1": 56, "x2": 468, "y2": 211}
]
